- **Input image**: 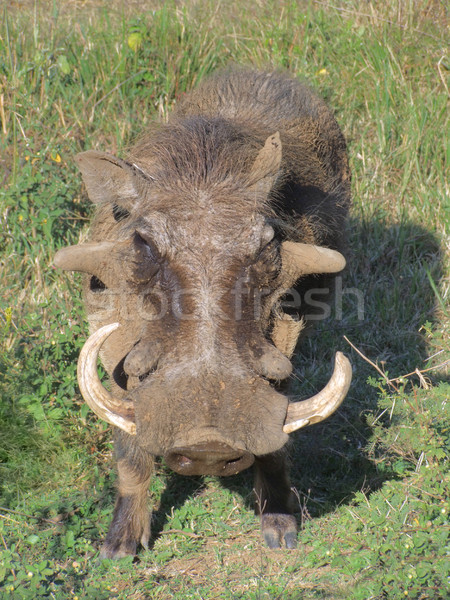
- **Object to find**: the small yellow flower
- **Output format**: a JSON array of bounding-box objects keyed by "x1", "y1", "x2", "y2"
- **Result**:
[
  {"x1": 317, "y1": 68, "x2": 328, "y2": 76},
  {"x1": 128, "y1": 32, "x2": 143, "y2": 52},
  {"x1": 51, "y1": 152, "x2": 62, "y2": 163},
  {"x1": 18, "y1": 214, "x2": 24, "y2": 221}
]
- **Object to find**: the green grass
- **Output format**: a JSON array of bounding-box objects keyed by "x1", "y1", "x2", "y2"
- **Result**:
[{"x1": 0, "y1": 1, "x2": 448, "y2": 598}]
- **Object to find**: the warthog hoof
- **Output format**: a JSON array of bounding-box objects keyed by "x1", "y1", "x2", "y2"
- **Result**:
[{"x1": 261, "y1": 513, "x2": 298, "y2": 549}]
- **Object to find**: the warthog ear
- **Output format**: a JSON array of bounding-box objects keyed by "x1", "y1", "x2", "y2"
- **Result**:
[
  {"x1": 75, "y1": 151, "x2": 154, "y2": 206},
  {"x1": 246, "y1": 132, "x2": 282, "y2": 193}
]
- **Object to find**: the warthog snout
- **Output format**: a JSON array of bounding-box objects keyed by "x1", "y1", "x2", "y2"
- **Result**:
[{"x1": 165, "y1": 441, "x2": 255, "y2": 476}]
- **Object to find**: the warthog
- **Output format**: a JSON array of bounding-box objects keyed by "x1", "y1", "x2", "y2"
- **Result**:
[{"x1": 55, "y1": 68, "x2": 352, "y2": 558}]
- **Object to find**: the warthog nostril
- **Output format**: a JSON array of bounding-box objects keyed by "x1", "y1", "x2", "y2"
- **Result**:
[
  {"x1": 165, "y1": 442, "x2": 255, "y2": 476},
  {"x1": 176, "y1": 455, "x2": 193, "y2": 469}
]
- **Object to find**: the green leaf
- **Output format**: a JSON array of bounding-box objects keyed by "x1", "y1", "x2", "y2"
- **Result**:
[
  {"x1": 412, "y1": 532, "x2": 428, "y2": 549},
  {"x1": 416, "y1": 562, "x2": 433, "y2": 580},
  {"x1": 65, "y1": 530, "x2": 75, "y2": 548},
  {"x1": 57, "y1": 55, "x2": 71, "y2": 75},
  {"x1": 26, "y1": 534, "x2": 40, "y2": 545}
]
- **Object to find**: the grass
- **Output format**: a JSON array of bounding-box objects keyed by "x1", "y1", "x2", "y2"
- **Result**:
[{"x1": 0, "y1": 1, "x2": 448, "y2": 598}]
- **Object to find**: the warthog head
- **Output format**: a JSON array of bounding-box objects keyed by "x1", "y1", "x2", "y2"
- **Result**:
[{"x1": 55, "y1": 122, "x2": 351, "y2": 477}]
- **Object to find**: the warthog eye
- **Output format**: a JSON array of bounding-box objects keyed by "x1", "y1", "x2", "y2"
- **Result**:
[
  {"x1": 133, "y1": 231, "x2": 161, "y2": 262},
  {"x1": 130, "y1": 231, "x2": 161, "y2": 287},
  {"x1": 112, "y1": 204, "x2": 130, "y2": 222},
  {"x1": 252, "y1": 239, "x2": 281, "y2": 285}
]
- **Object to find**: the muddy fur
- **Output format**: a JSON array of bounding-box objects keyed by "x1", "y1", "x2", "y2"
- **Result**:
[{"x1": 61, "y1": 68, "x2": 350, "y2": 557}]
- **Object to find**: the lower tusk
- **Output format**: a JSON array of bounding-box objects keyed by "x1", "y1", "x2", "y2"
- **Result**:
[
  {"x1": 283, "y1": 418, "x2": 310, "y2": 434},
  {"x1": 77, "y1": 322, "x2": 136, "y2": 435},
  {"x1": 283, "y1": 352, "x2": 352, "y2": 434}
]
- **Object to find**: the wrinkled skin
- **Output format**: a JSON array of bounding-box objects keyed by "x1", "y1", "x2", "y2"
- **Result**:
[{"x1": 56, "y1": 68, "x2": 351, "y2": 557}]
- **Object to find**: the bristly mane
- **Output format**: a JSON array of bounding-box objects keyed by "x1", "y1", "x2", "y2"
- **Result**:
[
  {"x1": 131, "y1": 117, "x2": 262, "y2": 188},
  {"x1": 128, "y1": 116, "x2": 279, "y2": 218}
]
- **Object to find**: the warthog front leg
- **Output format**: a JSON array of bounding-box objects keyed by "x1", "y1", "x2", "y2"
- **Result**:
[
  {"x1": 100, "y1": 431, "x2": 153, "y2": 559},
  {"x1": 254, "y1": 450, "x2": 297, "y2": 549}
]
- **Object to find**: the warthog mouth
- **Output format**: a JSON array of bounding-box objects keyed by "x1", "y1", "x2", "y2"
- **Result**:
[{"x1": 76, "y1": 323, "x2": 352, "y2": 441}]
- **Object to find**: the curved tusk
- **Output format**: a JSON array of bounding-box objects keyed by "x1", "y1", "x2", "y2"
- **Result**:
[
  {"x1": 283, "y1": 352, "x2": 352, "y2": 434},
  {"x1": 77, "y1": 322, "x2": 136, "y2": 435}
]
